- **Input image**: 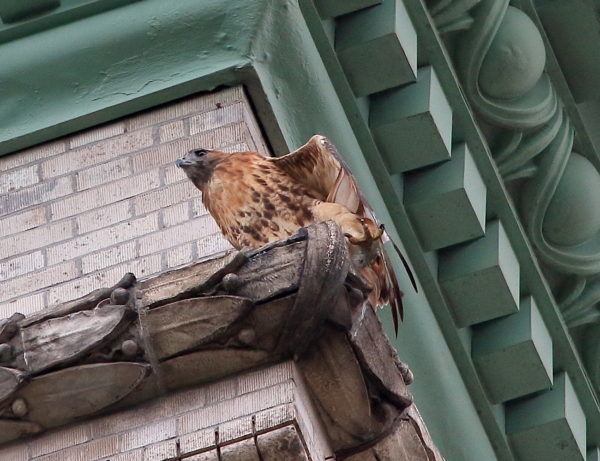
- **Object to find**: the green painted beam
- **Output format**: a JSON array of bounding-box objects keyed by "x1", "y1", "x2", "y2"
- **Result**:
[
  {"x1": 472, "y1": 297, "x2": 553, "y2": 403},
  {"x1": 370, "y1": 66, "x2": 452, "y2": 173},
  {"x1": 507, "y1": 372, "x2": 586, "y2": 460},
  {"x1": 439, "y1": 220, "x2": 520, "y2": 327},
  {"x1": 404, "y1": 143, "x2": 486, "y2": 251},
  {"x1": 0, "y1": 0, "x2": 264, "y2": 156},
  {"x1": 335, "y1": 0, "x2": 416, "y2": 97}
]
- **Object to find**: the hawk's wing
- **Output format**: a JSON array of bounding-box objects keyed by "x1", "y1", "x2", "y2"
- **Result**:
[{"x1": 269, "y1": 135, "x2": 417, "y2": 332}]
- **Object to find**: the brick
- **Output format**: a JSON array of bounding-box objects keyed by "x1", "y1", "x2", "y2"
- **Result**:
[
  {"x1": 138, "y1": 215, "x2": 219, "y2": 256},
  {"x1": 0, "y1": 292, "x2": 46, "y2": 317},
  {"x1": 218, "y1": 417, "x2": 254, "y2": 444},
  {"x1": 0, "y1": 442, "x2": 28, "y2": 461},
  {"x1": 197, "y1": 233, "x2": 232, "y2": 260},
  {"x1": 179, "y1": 427, "x2": 216, "y2": 455},
  {"x1": 127, "y1": 87, "x2": 243, "y2": 130},
  {"x1": 134, "y1": 181, "x2": 198, "y2": 216},
  {"x1": 0, "y1": 219, "x2": 73, "y2": 259},
  {"x1": 77, "y1": 200, "x2": 132, "y2": 234},
  {"x1": 165, "y1": 243, "x2": 193, "y2": 268},
  {"x1": 185, "y1": 450, "x2": 219, "y2": 461},
  {"x1": 41, "y1": 127, "x2": 154, "y2": 178},
  {"x1": 191, "y1": 198, "x2": 209, "y2": 217},
  {"x1": 120, "y1": 420, "x2": 176, "y2": 451},
  {"x1": 132, "y1": 126, "x2": 246, "y2": 174},
  {"x1": 29, "y1": 424, "x2": 89, "y2": 457},
  {"x1": 189, "y1": 103, "x2": 244, "y2": 135},
  {"x1": 47, "y1": 254, "x2": 161, "y2": 306},
  {"x1": 0, "y1": 251, "x2": 44, "y2": 281},
  {"x1": 36, "y1": 435, "x2": 118, "y2": 461},
  {"x1": 76, "y1": 158, "x2": 132, "y2": 191},
  {"x1": 238, "y1": 362, "x2": 294, "y2": 395},
  {"x1": 166, "y1": 387, "x2": 207, "y2": 416},
  {"x1": 143, "y1": 439, "x2": 178, "y2": 460},
  {"x1": 90, "y1": 398, "x2": 170, "y2": 438},
  {"x1": 0, "y1": 261, "x2": 77, "y2": 303},
  {"x1": 178, "y1": 381, "x2": 295, "y2": 435},
  {"x1": 159, "y1": 120, "x2": 185, "y2": 143},
  {"x1": 205, "y1": 376, "x2": 238, "y2": 405},
  {"x1": 162, "y1": 201, "x2": 190, "y2": 227},
  {"x1": 0, "y1": 176, "x2": 73, "y2": 215},
  {"x1": 81, "y1": 241, "x2": 138, "y2": 274},
  {"x1": 69, "y1": 121, "x2": 125, "y2": 149},
  {"x1": 99, "y1": 450, "x2": 143, "y2": 461},
  {"x1": 0, "y1": 164, "x2": 39, "y2": 194},
  {"x1": 51, "y1": 170, "x2": 160, "y2": 219},
  {"x1": 0, "y1": 206, "x2": 47, "y2": 238},
  {"x1": 47, "y1": 214, "x2": 157, "y2": 265},
  {"x1": 0, "y1": 140, "x2": 66, "y2": 172}
]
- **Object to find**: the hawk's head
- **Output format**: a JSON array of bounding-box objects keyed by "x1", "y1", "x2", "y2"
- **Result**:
[{"x1": 176, "y1": 148, "x2": 227, "y2": 188}]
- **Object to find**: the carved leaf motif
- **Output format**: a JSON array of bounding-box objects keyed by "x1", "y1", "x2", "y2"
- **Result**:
[
  {"x1": 298, "y1": 329, "x2": 375, "y2": 447},
  {"x1": 0, "y1": 367, "x2": 22, "y2": 403},
  {"x1": 21, "y1": 306, "x2": 129, "y2": 373},
  {"x1": 161, "y1": 349, "x2": 269, "y2": 390},
  {"x1": 349, "y1": 307, "x2": 412, "y2": 408},
  {"x1": 0, "y1": 419, "x2": 42, "y2": 444},
  {"x1": 146, "y1": 295, "x2": 253, "y2": 360},
  {"x1": 18, "y1": 362, "x2": 147, "y2": 427}
]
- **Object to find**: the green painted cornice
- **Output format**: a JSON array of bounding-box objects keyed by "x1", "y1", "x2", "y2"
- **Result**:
[{"x1": 0, "y1": 0, "x2": 268, "y2": 156}]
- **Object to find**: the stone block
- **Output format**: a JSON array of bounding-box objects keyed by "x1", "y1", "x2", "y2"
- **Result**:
[
  {"x1": 506, "y1": 373, "x2": 586, "y2": 461},
  {"x1": 370, "y1": 66, "x2": 452, "y2": 173},
  {"x1": 472, "y1": 297, "x2": 553, "y2": 403},
  {"x1": 336, "y1": 0, "x2": 416, "y2": 96},
  {"x1": 404, "y1": 143, "x2": 486, "y2": 251},
  {"x1": 438, "y1": 220, "x2": 519, "y2": 327},
  {"x1": 315, "y1": 0, "x2": 381, "y2": 18}
]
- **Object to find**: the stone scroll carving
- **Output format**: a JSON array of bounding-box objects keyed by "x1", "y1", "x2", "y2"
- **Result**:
[{"x1": 0, "y1": 221, "x2": 441, "y2": 460}]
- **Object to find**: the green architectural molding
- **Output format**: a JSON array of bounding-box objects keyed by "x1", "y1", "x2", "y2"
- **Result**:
[{"x1": 3, "y1": 0, "x2": 600, "y2": 459}]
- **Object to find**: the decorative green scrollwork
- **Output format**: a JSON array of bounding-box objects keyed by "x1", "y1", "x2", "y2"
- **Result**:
[{"x1": 441, "y1": 0, "x2": 600, "y2": 329}]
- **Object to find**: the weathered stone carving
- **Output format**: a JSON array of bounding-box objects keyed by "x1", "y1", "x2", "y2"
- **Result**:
[{"x1": 0, "y1": 221, "x2": 440, "y2": 460}]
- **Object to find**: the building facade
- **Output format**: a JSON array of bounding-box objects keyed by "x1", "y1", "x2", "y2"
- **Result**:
[{"x1": 1, "y1": 0, "x2": 599, "y2": 460}]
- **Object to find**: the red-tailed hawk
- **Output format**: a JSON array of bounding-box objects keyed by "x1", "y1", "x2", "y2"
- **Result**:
[{"x1": 176, "y1": 135, "x2": 416, "y2": 332}]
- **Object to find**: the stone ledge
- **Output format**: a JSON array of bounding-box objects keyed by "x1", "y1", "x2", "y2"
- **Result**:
[{"x1": 0, "y1": 221, "x2": 443, "y2": 460}]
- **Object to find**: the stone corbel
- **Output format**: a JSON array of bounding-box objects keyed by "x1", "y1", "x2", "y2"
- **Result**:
[{"x1": 0, "y1": 221, "x2": 442, "y2": 460}]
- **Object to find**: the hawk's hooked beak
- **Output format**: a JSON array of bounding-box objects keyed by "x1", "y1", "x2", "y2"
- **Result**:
[{"x1": 175, "y1": 158, "x2": 186, "y2": 168}]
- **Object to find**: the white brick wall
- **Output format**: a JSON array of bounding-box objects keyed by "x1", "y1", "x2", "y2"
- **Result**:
[
  {"x1": 0, "y1": 86, "x2": 269, "y2": 318},
  {"x1": 0, "y1": 362, "x2": 330, "y2": 461}
]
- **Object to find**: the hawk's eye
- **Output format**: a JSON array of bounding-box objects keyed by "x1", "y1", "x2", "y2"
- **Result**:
[{"x1": 193, "y1": 148, "x2": 208, "y2": 157}]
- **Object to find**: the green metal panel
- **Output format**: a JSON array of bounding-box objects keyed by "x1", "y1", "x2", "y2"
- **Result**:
[
  {"x1": 472, "y1": 297, "x2": 553, "y2": 403},
  {"x1": 507, "y1": 372, "x2": 586, "y2": 460},
  {"x1": 589, "y1": 447, "x2": 600, "y2": 461},
  {"x1": 0, "y1": 0, "x2": 263, "y2": 156},
  {"x1": 404, "y1": 143, "x2": 486, "y2": 251},
  {"x1": 370, "y1": 67, "x2": 452, "y2": 173},
  {"x1": 335, "y1": 0, "x2": 416, "y2": 97},
  {"x1": 439, "y1": 220, "x2": 520, "y2": 327}
]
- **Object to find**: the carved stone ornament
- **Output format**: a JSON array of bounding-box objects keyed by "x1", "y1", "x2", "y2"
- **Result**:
[{"x1": 0, "y1": 221, "x2": 442, "y2": 460}]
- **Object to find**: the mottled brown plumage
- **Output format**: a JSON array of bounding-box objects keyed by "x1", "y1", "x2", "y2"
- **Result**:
[{"x1": 176, "y1": 135, "x2": 416, "y2": 332}]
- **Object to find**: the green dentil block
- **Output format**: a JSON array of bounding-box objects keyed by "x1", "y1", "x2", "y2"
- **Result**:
[
  {"x1": 472, "y1": 297, "x2": 553, "y2": 403},
  {"x1": 506, "y1": 372, "x2": 586, "y2": 461},
  {"x1": 336, "y1": 0, "x2": 416, "y2": 96},
  {"x1": 438, "y1": 220, "x2": 520, "y2": 327},
  {"x1": 370, "y1": 66, "x2": 452, "y2": 173},
  {"x1": 404, "y1": 143, "x2": 486, "y2": 251}
]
